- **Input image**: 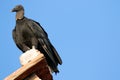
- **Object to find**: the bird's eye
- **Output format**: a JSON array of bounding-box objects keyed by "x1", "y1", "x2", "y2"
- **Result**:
[{"x1": 18, "y1": 6, "x2": 21, "y2": 8}]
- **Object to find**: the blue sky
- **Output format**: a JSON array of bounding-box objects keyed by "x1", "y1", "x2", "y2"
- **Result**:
[{"x1": 1, "y1": 0, "x2": 120, "y2": 80}]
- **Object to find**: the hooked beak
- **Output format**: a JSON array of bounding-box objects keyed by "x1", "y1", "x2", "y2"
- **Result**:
[{"x1": 11, "y1": 8, "x2": 17, "y2": 12}]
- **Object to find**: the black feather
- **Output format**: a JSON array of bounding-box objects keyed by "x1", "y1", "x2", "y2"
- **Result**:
[
  {"x1": 12, "y1": 5, "x2": 62, "y2": 73},
  {"x1": 13, "y1": 17, "x2": 62, "y2": 73}
]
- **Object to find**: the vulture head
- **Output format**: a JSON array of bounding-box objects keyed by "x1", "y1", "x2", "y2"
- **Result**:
[
  {"x1": 12, "y1": 5, "x2": 24, "y2": 12},
  {"x1": 12, "y1": 5, "x2": 24, "y2": 20}
]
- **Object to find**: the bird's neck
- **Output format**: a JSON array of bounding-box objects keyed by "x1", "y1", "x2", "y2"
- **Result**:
[{"x1": 16, "y1": 10, "x2": 24, "y2": 20}]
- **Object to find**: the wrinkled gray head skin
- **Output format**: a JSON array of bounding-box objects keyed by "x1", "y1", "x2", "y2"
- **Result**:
[
  {"x1": 12, "y1": 5, "x2": 24, "y2": 20},
  {"x1": 12, "y1": 5, "x2": 24, "y2": 12}
]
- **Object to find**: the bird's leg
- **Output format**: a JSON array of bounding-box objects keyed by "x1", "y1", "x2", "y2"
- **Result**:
[
  {"x1": 31, "y1": 45, "x2": 39, "y2": 53},
  {"x1": 31, "y1": 38, "x2": 38, "y2": 49},
  {"x1": 32, "y1": 45, "x2": 39, "y2": 51},
  {"x1": 32, "y1": 46, "x2": 35, "y2": 49}
]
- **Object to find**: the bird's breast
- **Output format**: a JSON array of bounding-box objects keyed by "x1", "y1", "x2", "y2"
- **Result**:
[{"x1": 16, "y1": 22, "x2": 34, "y2": 42}]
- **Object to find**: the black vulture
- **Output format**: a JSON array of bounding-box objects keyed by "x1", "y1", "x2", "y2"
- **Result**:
[{"x1": 11, "y1": 5, "x2": 62, "y2": 73}]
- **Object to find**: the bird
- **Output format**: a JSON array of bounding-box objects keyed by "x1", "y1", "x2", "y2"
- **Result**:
[{"x1": 11, "y1": 5, "x2": 62, "y2": 74}]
